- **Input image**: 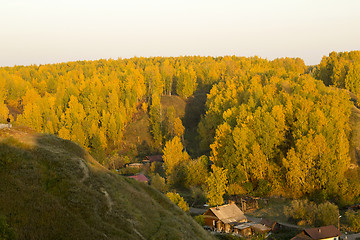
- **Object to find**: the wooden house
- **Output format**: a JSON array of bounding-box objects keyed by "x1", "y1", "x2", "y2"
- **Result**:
[
  {"x1": 203, "y1": 203, "x2": 247, "y2": 233},
  {"x1": 291, "y1": 225, "x2": 341, "y2": 240}
]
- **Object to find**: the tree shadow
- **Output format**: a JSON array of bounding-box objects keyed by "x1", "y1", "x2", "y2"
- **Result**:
[{"x1": 183, "y1": 86, "x2": 211, "y2": 157}]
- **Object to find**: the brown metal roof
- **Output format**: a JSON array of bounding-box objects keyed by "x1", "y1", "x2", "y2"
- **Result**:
[
  {"x1": 205, "y1": 203, "x2": 247, "y2": 224},
  {"x1": 290, "y1": 232, "x2": 313, "y2": 240},
  {"x1": 304, "y1": 225, "x2": 341, "y2": 239},
  {"x1": 260, "y1": 218, "x2": 277, "y2": 229},
  {"x1": 291, "y1": 225, "x2": 341, "y2": 240},
  {"x1": 145, "y1": 155, "x2": 163, "y2": 162}
]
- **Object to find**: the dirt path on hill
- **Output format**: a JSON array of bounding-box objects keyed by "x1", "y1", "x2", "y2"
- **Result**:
[
  {"x1": 100, "y1": 188, "x2": 113, "y2": 214},
  {"x1": 78, "y1": 159, "x2": 89, "y2": 183},
  {"x1": 126, "y1": 219, "x2": 147, "y2": 240}
]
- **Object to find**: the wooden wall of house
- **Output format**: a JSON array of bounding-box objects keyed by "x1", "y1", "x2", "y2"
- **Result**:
[
  {"x1": 224, "y1": 223, "x2": 231, "y2": 233},
  {"x1": 216, "y1": 221, "x2": 223, "y2": 232},
  {"x1": 234, "y1": 227, "x2": 252, "y2": 237},
  {"x1": 204, "y1": 217, "x2": 216, "y2": 228},
  {"x1": 203, "y1": 210, "x2": 217, "y2": 228}
]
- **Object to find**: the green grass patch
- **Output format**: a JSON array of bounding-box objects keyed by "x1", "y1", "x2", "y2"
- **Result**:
[{"x1": 246, "y1": 198, "x2": 291, "y2": 223}]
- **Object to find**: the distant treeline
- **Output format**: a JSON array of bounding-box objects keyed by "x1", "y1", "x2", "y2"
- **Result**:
[
  {"x1": 0, "y1": 56, "x2": 226, "y2": 157},
  {"x1": 0, "y1": 56, "x2": 303, "y2": 155},
  {"x1": 1, "y1": 53, "x2": 359, "y2": 203},
  {"x1": 316, "y1": 51, "x2": 360, "y2": 98}
]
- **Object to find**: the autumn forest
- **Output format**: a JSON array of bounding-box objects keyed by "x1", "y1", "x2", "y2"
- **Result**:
[{"x1": 1, "y1": 51, "x2": 360, "y2": 205}]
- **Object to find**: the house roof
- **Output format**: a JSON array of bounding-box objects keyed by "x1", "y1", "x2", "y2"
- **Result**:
[
  {"x1": 304, "y1": 225, "x2": 341, "y2": 239},
  {"x1": 127, "y1": 174, "x2": 149, "y2": 182},
  {"x1": 204, "y1": 203, "x2": 247, "y2": 224},
  {"x1": 260, "y1": 218, "x2": 277, "y2": 229},
  {"x1": 290, "y1": 232, "x2": 313, "y2": 240},
  {"x1": 291, "y1": 225, "x2": 341, "y2": 240},
  {"x1": 144, "y1": 155, "x2": 163, "y2": 162},
  {"x1": 251, "y1": 223, "x2": 272, "y2": 233},
  {"x1": 234, "y1": 223, "x2": 253, "y2": 230},
  {"x1": 128, "y1": 163, "x2": 143, "y2": 166}
]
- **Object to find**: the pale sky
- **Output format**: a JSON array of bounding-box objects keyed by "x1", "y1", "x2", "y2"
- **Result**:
[{"x1": 0, "y1": 0, "x2": 359, "y2": 66}]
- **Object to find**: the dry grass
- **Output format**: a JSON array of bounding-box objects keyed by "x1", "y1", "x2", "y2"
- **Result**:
[
  {"x1": 123, "y1": 110, "x2": 152, "y2": 148},
  {"x1": 246, "y1": 198, "x2": 291, "y2": 223},
  {"x1": 160, "y1": 95, "x2": 186, "y2": 118},
  {"x1": 122, "y1": 95, "x2": 187, "y2": 158},
  {"x1": 0, "y1": 128, "x2": 214, "y2": 240}
]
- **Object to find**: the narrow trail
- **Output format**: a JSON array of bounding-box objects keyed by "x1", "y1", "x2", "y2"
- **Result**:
[
  {"x1": 133, "y1": 228, "x2": 146, "y2": 240},
  {"x1": 100, "y1": 188, "x2": 113, "y2": 214},
  {"x1": 127, "y1": 219, "x2": 146, "y2": 240},
  {"x1": 77, "y1": 159, "x2": 89, "y2": 183}
]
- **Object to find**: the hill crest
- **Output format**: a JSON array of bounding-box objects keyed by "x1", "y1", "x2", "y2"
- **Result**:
[{"x1": 0, "y1": 127, "x2": 213, "y2": 240}]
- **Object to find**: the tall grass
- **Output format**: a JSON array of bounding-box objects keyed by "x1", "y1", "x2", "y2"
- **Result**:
[{"x1": 0, "y1": 131, "x2": 214, "y2": 240}]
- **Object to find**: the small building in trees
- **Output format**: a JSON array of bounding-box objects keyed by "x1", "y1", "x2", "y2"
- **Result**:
[
  {"x1": 143, "y1": 155, "x2": 163, "y2": 166},
  {"x1": 229, "y1": 195, "x2": 259, "y2": 212},
  {"x1": 126, "y1": 163, "x2": 144, "y2": 168},
  {"x1": 203, "y1": 203, "x2": 247, "y2": 233},
  {"x1": 127, "y1": 174, "x2": 149, "y2": 183},
  {"x1": 251, "y1": 223, "x2": 272, "y2": 234},
  {"x1": 232, "y1": 222, "x2": 272, "y2": 237},
  {"x1": 291, "y1": 225, "x2": 341, "y2": 240},
  {"x1": 233, "y1": 223, "x2": 252, "y2": 237},
  {"x1": 260, "y1": 218, "x2": 280, "y2": 232}
]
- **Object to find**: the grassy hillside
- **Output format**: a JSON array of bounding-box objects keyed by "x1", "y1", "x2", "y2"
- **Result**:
[
  {"x1": 121, "y1": 95, "x2": 187, "y2": 158},
  {"x1": 160, "y1": 95, "x2": 186, "y2": 117},
  {"x1": 0, "y1": 127, "x2": 214, "y2": 240}
]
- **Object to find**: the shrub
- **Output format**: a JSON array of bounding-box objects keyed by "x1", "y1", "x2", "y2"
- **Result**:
[
  {"x1": 117, "y1": 166, "x2": 142, "y2": 176},
  {"x1": 0, "y1": 215, "x2": 16, "y2": 240},
  {"x1": 151, "y1": 173, "x2": 168, "y2": 193},
  {"x1": 284, "y1": 199, "x2": 338, "y2": 226},
  {"x1": 185, "y1": 155, "x2": 209, "y2": 188},
  {"x1": 166, "y1": 192, "x2": 189, "y2": 212},
  {"x1": 256, "y1": 179, "x2": 272, "y2": 197},
  {"x1": 345, "y1": 210, "x2": 360, "y2": 232},
  {"x1": 227, "y1": 183, "x2": 246, "y2": 196},
  {"x1": 190, "y1": 187, "x2": 207, "y2": 207},
  {"x1": 315, "y1": 201, "x2": 338, "y2": 226},
  {"x1": 284, "y1": 199, "x2": 317, "y2": 225},
  {"x1": 195, "y1": 215, "x2": 205, "y2": 226}
]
